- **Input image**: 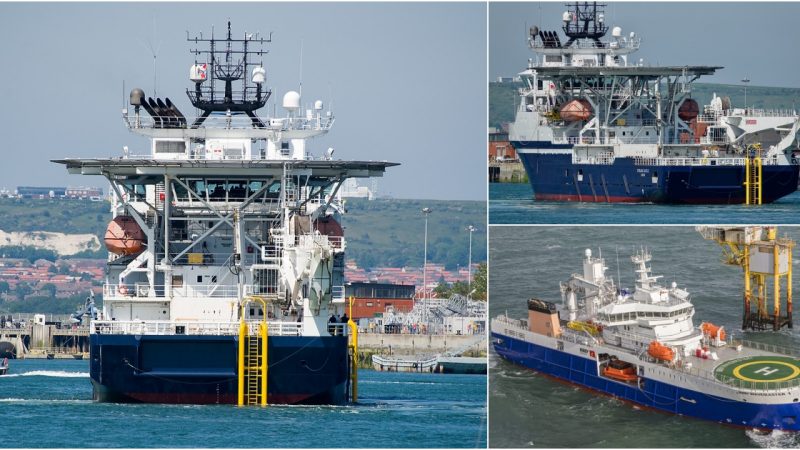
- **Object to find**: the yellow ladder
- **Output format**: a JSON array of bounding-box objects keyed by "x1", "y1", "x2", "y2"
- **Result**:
[
  {"x1": 744, "y1": 145, "x2": 762, "y2": 205},
  {"x1": 347, "y1": 296, "x2": 358, "y2": 403},
  {"x1": 237, "y1": 298, "x2": 269, "y2": 406}
]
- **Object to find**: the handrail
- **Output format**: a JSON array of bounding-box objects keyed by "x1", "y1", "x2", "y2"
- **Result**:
[{"x1": 90, "y1": 319, "x2": 346, "y2": 337}]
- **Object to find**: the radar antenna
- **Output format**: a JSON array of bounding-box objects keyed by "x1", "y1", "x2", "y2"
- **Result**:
[
  {"x1": 562, "y1": 2, "x2": 609, "y2": 48},
  {"x1": 186, "y1": 21, "x2": 273, "y2": 128}
]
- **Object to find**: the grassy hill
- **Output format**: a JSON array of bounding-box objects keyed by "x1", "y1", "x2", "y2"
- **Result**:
[
  {"x1": 490, "y1": 81, "x2": 800, "y2": 129},
  {"x1": 0, "y1": 197, "x2": 486, "y2": 270}
]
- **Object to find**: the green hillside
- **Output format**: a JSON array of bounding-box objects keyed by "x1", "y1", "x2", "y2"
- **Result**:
[
  {"x1": 0, "y1": 197, "x2": 486, "y2": 269},
  {"x1": 490, "y1": 81, "x2": 800, "y2": 129}
]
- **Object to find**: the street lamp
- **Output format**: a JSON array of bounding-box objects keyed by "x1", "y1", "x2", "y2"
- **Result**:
[
  {"x1": 466, "y1": 225, "x2": 477, "y2": 296},
  {"x1": 421, "y1": 208, "x2": 432, "y2": 320},
  {"x1": 742, "y1": 77, "x2": 750, "y2": 112}
]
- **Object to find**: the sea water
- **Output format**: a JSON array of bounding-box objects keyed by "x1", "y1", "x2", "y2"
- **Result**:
[
  {"x1": 489, "y1": 183, "x2": 800, "y2": 224},
  {"x1": 488, "y1": 226, "x2": 800, "y2": 448},
  {"x1": 0, "y1": 359, "x2": 486, "y2": 448}
]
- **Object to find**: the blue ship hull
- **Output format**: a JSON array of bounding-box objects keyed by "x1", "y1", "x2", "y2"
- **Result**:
[
  {"x1": 492, "y1": 332, "x2": 800, "y2": 431},
  {"x1": 514, "y1": 147, "x2": 799, "y2": 204},
  {"x1": 89, "y1": 333, "x2": 349, "y2": 405}
]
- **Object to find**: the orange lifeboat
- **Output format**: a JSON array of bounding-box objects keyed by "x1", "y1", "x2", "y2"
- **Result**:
[
  {"x1": 560, "y1": 99, "x2": 592, "y2": 122},
  {"x1": 313, "y1": 217, "x2": 344, "y2": 248},
  {"x1": 678, "y1": 99, "x2": 700, "y2": 121},
  {"x1": 602, "y1": 359, "x2": 638, "y2": 383},
  {"x1": 701, "y1": 322, "x2": 726, "y2": 341},
  {"x1": 104, "y1": 216, "x2": 145, "y2": 255},
  {"x1": 647, "y1": 341, "x2": 675, "y2": 362}
]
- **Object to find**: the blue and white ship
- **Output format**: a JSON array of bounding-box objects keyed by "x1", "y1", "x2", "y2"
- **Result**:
[
  {"x1": 510, "y1": 2, "x2": 800, "y2": 203},
  {"x1": 54, "y1": 22, "x2": 396, "y2": 405},
  {"x1": 492, "y1": 248, "x2": 800, "y2": 431}
]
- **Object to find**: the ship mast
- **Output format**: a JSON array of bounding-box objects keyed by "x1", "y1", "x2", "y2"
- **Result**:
[{"x1": 186, "y1": 20, "x2": 272, "y2": 128}]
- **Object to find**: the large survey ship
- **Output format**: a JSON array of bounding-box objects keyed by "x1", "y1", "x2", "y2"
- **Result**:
[
  {"x1": 54, "y1": 22, "x2": 396, "y2": 405},
  {"x1": 492, "y1": 246, "x2": 800, "y2": 431},
  {"x1": 509, "y1": 2, "x2": 800, "y2": 203}
]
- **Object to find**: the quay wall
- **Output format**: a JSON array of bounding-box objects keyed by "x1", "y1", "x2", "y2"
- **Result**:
[{"x1": 357, "y1": 333, "x2": 485, "y2": 355}]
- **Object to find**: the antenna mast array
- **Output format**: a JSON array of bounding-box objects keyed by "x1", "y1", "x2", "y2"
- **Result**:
[{"x1": 186, "y1": 21, "x2": 273, "y2": 128}]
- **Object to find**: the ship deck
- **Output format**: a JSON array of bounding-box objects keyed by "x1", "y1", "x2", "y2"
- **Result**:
[
  {"x1": 668, "y1": 341, "x2": 800, "y2": 391},
  {"x1": 51, "y1": 158, "x2": 399, "y2": 177},
  {"x1": 519, "y1": 65, "x2": 722, "y2": 78}
]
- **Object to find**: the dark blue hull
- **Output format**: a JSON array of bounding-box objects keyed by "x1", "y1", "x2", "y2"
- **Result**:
[
  {"x1": 89, "y1": 333, "x2": 349, "y2": 405},
  {"x1": 492, "y1": 332, "x2": 800, "y2": 431},
  {"x1": 516, "y1": 151, "x2": 799, "y2": 204}
]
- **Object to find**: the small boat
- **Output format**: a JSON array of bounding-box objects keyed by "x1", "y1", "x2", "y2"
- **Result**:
[
  {"x1": 46, "y1": 353, "x2": 55, "y2": 360},
  {"x1": 701, "y1": 322, "x2": 726, "y2": 340},
  {"x1": 72, "y1": 354, "x2": 84, "y2": 360},
  {"x1": 647, "y1": 341, "x2": 675, "y2": 362},
  {"x1": 372, "y1": 354, "x2": 438, "y2": 373},
  {"x1": 0, "y1": 357, "x2": 8, "y2": 375},
  {"x1": 602, "y1": 358, "x2": 638, "y2": 383}
]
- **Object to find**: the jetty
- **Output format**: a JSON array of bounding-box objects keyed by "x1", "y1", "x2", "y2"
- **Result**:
[{"x1": 0, "y1": 313, "x2": 90, "y2": 359}]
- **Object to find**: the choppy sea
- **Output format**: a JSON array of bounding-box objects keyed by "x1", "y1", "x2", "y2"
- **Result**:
[
  {"x1": 0, "y1": 360, "x2": 486, "y2": 448},
  {"x1": 489, "y1": 183, "x2": 800, "y2": 224},
  {"x1": 489, "y1": 226, "x2": 800, "y2": 448}
]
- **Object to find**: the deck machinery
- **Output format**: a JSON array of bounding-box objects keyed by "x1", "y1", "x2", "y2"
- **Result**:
[{"x1": 53, "y1": 22, "x2": 396, "y2": 405}]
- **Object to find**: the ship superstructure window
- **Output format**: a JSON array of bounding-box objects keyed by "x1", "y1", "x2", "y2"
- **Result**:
[{"x1": 155, "y1": 140, "x2": 187, "y2": 154}]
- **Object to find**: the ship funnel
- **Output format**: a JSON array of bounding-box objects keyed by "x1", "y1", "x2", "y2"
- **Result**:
[
  {"x1": 142, "y1": 97, "x2": 162, "y2": 128},
  {"x1": 165, "y1": 97, "x2": 187, "y2": 127},
  {"x1": 156, "y1": 97, "x2": 177, "y2": 127}
]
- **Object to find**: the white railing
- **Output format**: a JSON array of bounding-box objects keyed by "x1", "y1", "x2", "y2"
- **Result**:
[
  {"x1": 90, "y1": 319, "x2": 342, "y2": 337},
  {"x1": 555, "y1": 135, "x2": 660, "y2": 146},
  {"x1": 633, "y1": 156, "x2": 781, "y2": 167},
  {"x1": 572, "y1": 152, "x2": 615, "y2": 165},
  {"x1": 125, "y1": 114, "x2": 334, "y2": 132},
  {"x1": 104, "y1": 283, "x2": 241, "y2": 299},
  {"x1": 699, "y1": 109, "x2": 798, "y2": 122},
  {"x1": 530, "y1": 38, "x2": 641, "y2": 52},
  {"x1": 332, "y1": 285, "x2": 345, "y2": 303}
]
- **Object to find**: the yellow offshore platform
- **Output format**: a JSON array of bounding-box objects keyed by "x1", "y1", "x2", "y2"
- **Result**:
[{"x1": 697, "y1": 226, "x2": 794, "y2": 331}]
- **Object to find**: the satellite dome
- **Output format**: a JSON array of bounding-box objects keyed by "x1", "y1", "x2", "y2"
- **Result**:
[
  {"x1": 314, "y1": 100, "x2": 324, "y2": 111},
  {"x1": 130, "y1": 88, "x2": 145, "y2": 106},
  {"x1": 282, "y1": 91, "x2": 301, "y2": 111},
  {"x1": 252, "y1": 66, "x2": 266, "y2": 84},
  {"x1": 585, "y1": 249, "x2": 592, "y2": 258},
  {"x1": 612, "y1": 26, "x2": 622, "y2": 38}
]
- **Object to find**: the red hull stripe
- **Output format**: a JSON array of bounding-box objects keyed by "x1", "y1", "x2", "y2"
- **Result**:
[
  {"x1": 535, "y1": 193, "x2": 643, "y2": 203},
  {"x1": 126, "y1": 392, "x2": 314, "y2": 405},
  {"x1": 534, "y1": 193, "x2": 754, "y2": 204}
]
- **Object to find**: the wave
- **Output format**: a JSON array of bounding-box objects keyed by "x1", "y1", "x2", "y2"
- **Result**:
[
  {"x1": 2, "y1": 370, "x2": 89, "y2": 378},
  {"x1": 746, "y1": 429, "x2": 800, "y2": 448},
  {"x1": 0, "y1": 398, "x2": 91, "y2": 403}
]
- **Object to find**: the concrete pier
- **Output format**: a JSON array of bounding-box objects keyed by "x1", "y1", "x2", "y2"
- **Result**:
[
  {"x1": 358, "y1": 333, "x2": 485, "y2": 356},
  {"x1": 489, "y1": 162, "x2": 527, "y2": 183}
]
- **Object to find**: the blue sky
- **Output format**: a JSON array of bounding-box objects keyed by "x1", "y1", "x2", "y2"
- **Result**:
[{"x1": 0, "y1": 2, "x2": 486, "y2": 201}]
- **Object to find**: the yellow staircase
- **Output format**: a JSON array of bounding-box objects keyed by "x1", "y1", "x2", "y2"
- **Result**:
[
  {"x1": 237, "y1": 298, "x2": 269, "y2": 406},
  {"x1": 744, "y1": 144, "x2": 763, "y2": 205}
]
